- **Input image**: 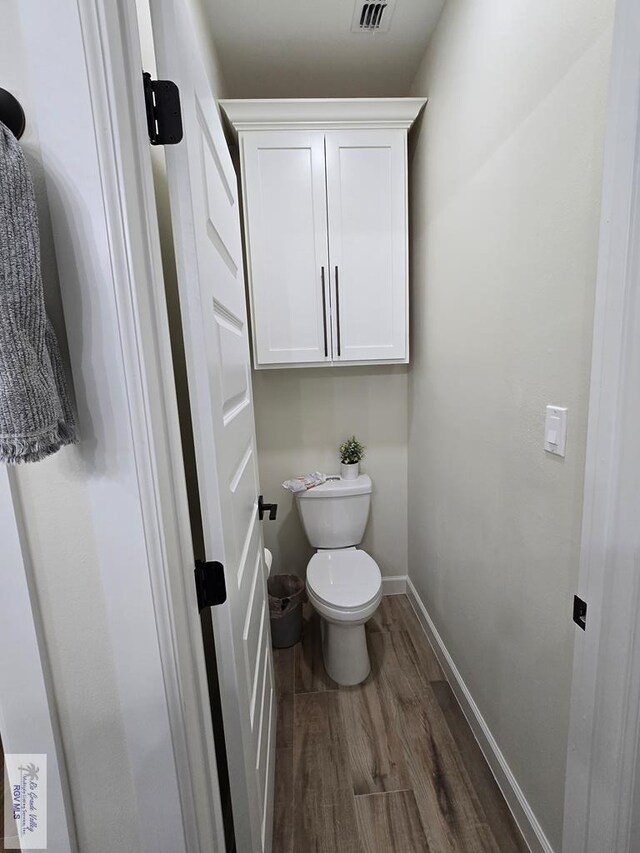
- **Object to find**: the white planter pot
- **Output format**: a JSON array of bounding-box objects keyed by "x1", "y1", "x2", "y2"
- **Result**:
[{"x1": 341, "y1": 462, "x2": 359, "y2": 480}]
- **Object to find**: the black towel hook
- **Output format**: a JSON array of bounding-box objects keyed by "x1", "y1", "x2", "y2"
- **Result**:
[{"x1": 0, "y1": 88, "x2": 26, "y2": 140}]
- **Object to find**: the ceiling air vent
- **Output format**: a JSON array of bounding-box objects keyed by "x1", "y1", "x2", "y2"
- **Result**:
[{"x1": 351, "y1": 0, "x2": 396, "y2": 33}]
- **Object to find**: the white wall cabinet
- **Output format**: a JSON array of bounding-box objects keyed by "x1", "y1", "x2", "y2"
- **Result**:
[{"x1": 221, "y1": 99, "x2": 426, "y2": 368}]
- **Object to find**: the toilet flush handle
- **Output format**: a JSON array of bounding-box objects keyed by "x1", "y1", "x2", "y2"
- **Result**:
[{"x1": 258, "y1": 495, "x2": 278, "y2": 521}]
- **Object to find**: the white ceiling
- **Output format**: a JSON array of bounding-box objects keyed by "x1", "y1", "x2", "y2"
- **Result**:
[{"x1": 203, "y1": 0, "x2": 445, "y2": 98}]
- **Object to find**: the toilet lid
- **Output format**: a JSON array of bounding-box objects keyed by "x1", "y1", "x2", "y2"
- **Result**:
[{"x1": 307, "y1": 550, "x2": 381, "y2": 609}]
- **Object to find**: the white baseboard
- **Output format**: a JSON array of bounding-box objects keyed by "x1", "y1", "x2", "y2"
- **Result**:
[
  {"x1": 381, "y1": 575, "x2": 407, "y2": 595},
  {"x1": 405, "y1": 578, "x2": 554, "y2": 853}
]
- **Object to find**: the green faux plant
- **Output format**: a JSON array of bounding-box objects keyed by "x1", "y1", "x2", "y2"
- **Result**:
[{"x1": 339, "y1": 436, "x2": 366, "y2": 465}]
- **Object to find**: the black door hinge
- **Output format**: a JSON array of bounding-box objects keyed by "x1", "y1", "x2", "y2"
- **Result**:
[
  {"x1": 573, "y1": 595, "x2": 587, "y2": 630},
  {"x1": 194, "y1": 560, "x2": 227, "y2": 610},
  {"x1": 143, "y1": 71, "x2": 183, "y2": 146}
]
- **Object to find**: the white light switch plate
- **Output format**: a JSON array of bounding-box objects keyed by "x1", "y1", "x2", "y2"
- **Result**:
[{"x1": 544, "y1": 405, "x2": 568, "y2": 457}]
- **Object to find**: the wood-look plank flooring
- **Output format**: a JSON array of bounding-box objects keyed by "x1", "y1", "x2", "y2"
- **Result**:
[{"x1": 274, "y1": 595, "x2": 529, "y2": 852}]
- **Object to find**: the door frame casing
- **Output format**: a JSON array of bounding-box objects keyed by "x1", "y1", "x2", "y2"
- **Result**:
[
  {"x1": 563, "y1": 0, "x2": 640, "y2": 849},
  {"x1": 15, "y1": 0, "x2": 227, "y2": 850}
]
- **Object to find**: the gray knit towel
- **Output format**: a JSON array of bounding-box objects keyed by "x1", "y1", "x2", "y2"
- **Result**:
[{"x1": 0, "y1": 121, "x2": 77, "y2": 463}]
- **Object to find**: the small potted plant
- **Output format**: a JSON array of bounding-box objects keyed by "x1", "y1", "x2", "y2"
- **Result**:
[{"x1": 339, "y1": 436, "x2": 365, "y2": 480}]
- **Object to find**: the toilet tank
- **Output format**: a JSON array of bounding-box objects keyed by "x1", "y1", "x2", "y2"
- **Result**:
[{"x1": 295, "y1": 475, "x2": 372, "y2": 549}]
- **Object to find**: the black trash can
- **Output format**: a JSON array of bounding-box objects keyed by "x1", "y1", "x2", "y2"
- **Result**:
[{"x1": 268, "y1": 574, "x2": 305, "y2": 648}]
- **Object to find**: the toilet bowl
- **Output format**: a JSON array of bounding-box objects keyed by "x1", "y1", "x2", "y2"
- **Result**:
[
  {"x1": 295, "y1": 474, "x2": 382, "y2": 686},
  {"x1": 306, "y1": 548, "x2": 382, "y2": 684}
]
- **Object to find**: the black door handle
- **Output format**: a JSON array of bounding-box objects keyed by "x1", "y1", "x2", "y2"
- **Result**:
[{"x1": 258, "y1": 495, "x2": 278, "y2": 521}]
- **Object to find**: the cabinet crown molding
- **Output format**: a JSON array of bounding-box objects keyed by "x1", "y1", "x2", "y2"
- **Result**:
[{"x1": 219, "y1": 98, "x2": 427, "y2": 138}]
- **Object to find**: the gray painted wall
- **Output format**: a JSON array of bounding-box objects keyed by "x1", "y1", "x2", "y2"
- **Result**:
[{"x1": 407, "y1": 0, "x2": 614, "y2": 846}]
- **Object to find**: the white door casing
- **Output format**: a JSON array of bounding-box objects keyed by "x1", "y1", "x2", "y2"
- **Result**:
[
  {"x1": 148, "y1": 1, "x2": 276, "y2": 850},
  {"x1": 563, "y1": 0, "x2": 640, "y2": 849},
  {"x1": 16, "y1": 0, "x2": 227, "y2": 850},
  {"x1": 325, "y1": 129, "x2": 408, "y2": 362}
]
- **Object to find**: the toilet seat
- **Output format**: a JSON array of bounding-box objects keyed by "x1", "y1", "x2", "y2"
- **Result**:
[
  {"x1": 305, "y1": 548, "x2": 382, "y2": 683},
  {"x1": 307, "y1": 549, "x2": 382, "y2": 611}
]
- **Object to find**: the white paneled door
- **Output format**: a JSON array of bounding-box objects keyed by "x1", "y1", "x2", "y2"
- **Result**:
[
  {"x1": 242, "y1": 131, "x2": 331, "y2": 365},
  {"x1": 149, "y1": 1, "x2": 275, "y2": 851},
  {"x1": 325, "y1": 129, "x2": 408, "y2": 362}
]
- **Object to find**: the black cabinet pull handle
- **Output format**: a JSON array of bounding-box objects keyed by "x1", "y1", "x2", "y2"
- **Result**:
[
  {"x1": 335, "y1": 265, "x2": 341, "y2": 357},
  {"x1": 321, "y1": 267, "x2": 328, "y2": 358},
  {"x1": 258, "y1": 495, "x2": 278, "y2": 521}
]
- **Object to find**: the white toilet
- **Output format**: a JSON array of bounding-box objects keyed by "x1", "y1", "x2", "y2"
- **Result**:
[{"x1": 296, "y1": 474, "x2": 382, "y2": 686}]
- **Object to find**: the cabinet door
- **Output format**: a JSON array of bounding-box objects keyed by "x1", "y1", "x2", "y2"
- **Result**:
[
  {"x1": 325, "y1": 130, "x2": 408, "y2": 362},
  {"x1": 241, "y1": 131, "x2": 331, "y2": 366}
]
